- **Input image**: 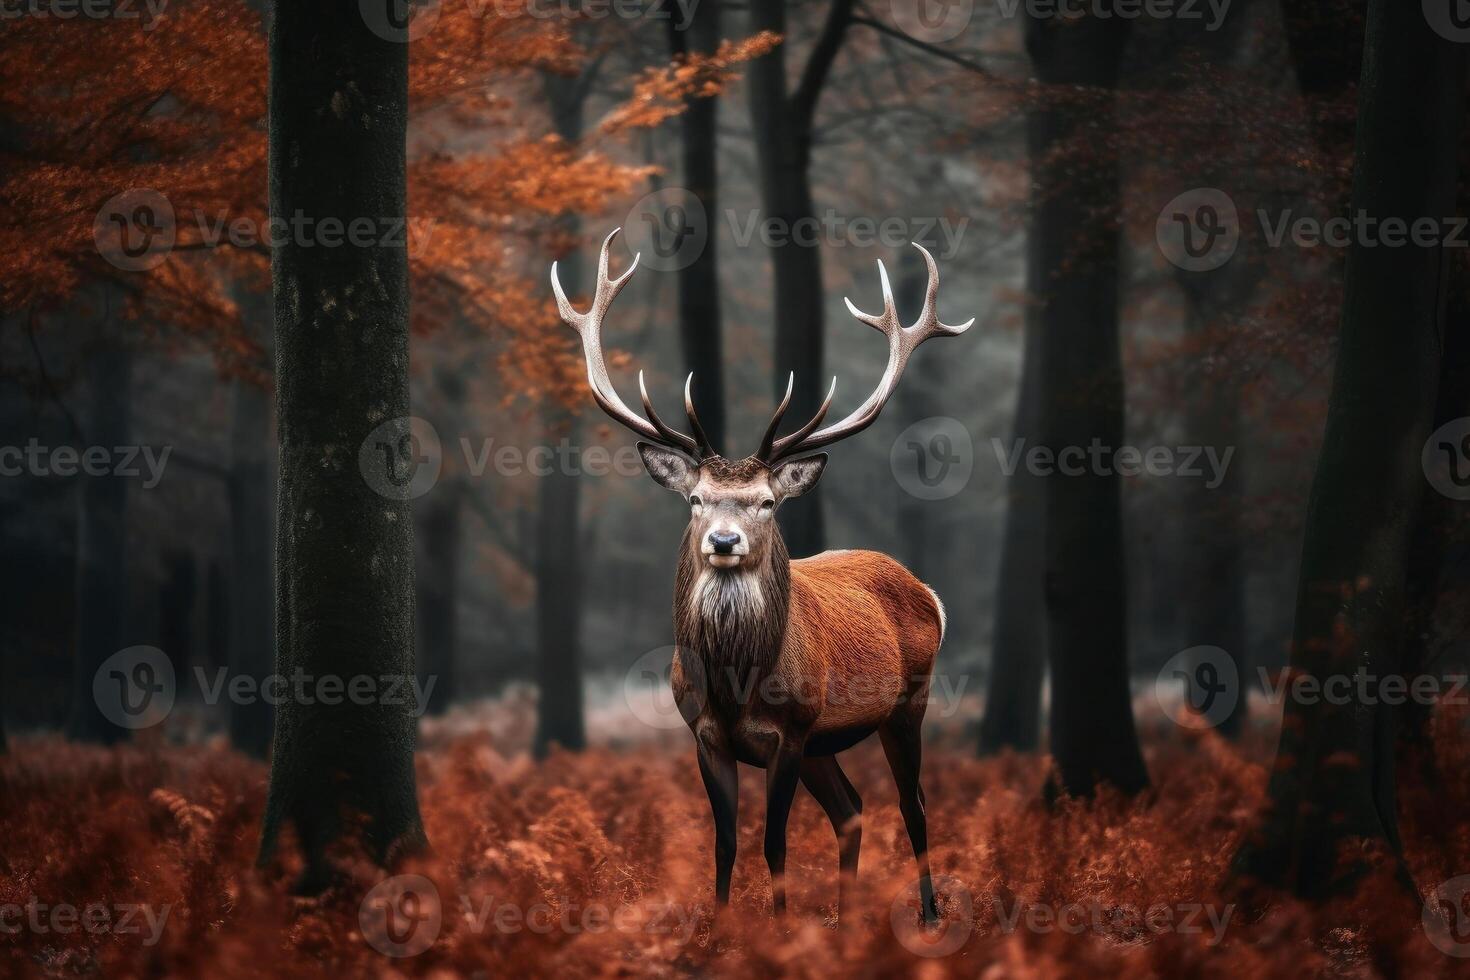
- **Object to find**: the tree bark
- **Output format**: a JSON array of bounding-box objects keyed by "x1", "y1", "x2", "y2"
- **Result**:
[
  {"x1": 258, "y1": 0, "x2": 425, "y2": 887},
  {"x1": 1230, "y1": 0, "x2": 1465, "y2": 898},
  {"x1": 67, "y1": 340, "x2": 132, "y2": 744},
  {"x1": 667, "y1": 1, "x2": 726, "y2": 454},
  {"x1": 747, "y1": 0, "x2": 853, "y2": 557},
  {"x1": 534, "y1": 417, "x2": 586, "y2": 756},
  {"x1": 1028, "y1": 8, "x2": 1148, "y2": 797},
  {"x1": 227, "y1": 369, "x2": 275, "y2": 759}
]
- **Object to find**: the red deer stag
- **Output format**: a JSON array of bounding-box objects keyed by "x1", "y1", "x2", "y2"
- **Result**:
[{"x1": 552, "y1": 229, "x2": 971, "y2": 923}]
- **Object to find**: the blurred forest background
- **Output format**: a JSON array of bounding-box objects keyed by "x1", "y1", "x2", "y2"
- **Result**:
[{"x1": 4, "y1": 0, "x2": 1433, "y2": 756}]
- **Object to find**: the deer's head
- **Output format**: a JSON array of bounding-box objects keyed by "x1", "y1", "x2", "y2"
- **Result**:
[{"x1": 551, "y1": 229, "x2": 972, "y2": 573}]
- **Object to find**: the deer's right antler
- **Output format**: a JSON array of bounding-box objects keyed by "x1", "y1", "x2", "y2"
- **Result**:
[{"x1": 551, "y1": 228, "x2": 716, "y2": 460}]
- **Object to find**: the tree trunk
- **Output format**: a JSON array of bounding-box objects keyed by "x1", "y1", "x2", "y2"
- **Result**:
[
  {"x1": 532, "y1": 65, "x2": 594, "y2": 757},
  {"x1": 67, "y1": 341, "x2": 132, "y2": 744},
  {"x1": 534, "y1": 416, "x2": 585, "y2": 756},
  {"x1": 228, "y1": 370, "x2": 275, "y2": 759},
  {"x1": 980, "y1": 307, "x2": 1045, "y2": 754},
  {"x1": 258, "y1": 0, "x2": 425, "y2": 888},
  {"x1": 1230, "y1": 0, "x2": 1465, "y2": 898},
  {"x1": 667, "y1": 1, "x2": 726, "y2": 454},
  {"x1": 747, "y1": 0, "x2": 853, "y2": 557},
  {"x1": 1028, "y1": 9, "x2": 1148, "y2": 797}
]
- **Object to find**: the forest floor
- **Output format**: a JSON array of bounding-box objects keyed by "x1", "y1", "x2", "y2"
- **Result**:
[{"x1": 4, "y1": 697, "x2": 1470, "y2": 978}]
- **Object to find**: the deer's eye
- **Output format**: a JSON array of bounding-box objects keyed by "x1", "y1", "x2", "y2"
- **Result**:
[{"x1": 689, "y1": 495, "x2": 703, "y2": 509}]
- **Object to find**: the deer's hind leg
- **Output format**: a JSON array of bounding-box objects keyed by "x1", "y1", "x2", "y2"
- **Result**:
[
  {"x1": 800, "y1": 756, "x2": 862, "y2": 919},
  {"x1": 879, "y1": 711, "x2": 937, "y2": 924}
]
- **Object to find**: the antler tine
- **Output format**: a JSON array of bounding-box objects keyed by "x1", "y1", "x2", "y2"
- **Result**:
[
  {"x1": 755, "y1": 372, "x2": 795, "y2": 462},
  {"x1": 766, "y1": 243, "x2": 971, "y2": 464},
  {"x1": 552, "y1": 229, "x2": 705, "y2": 455},
  {"x1": 683, "y1": 374, "x2": 716, "y2": 459},
  {"x1": 768, "y1": 377, "x2": 837, "y2": 460},
  {"x1": 638, "y1": 371, "x2": 698, "y2": 456}
]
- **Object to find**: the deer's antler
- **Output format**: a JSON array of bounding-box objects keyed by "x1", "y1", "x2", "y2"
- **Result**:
[
  {"x1": 551, "y1": 228, "x2": 716, "y2": 460},
  {"x1": 757, "y1": 243, "x2": 973, "y2": 466}
]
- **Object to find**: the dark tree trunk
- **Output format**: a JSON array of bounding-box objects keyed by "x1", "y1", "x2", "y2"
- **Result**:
[
  {"x1": 415, "y1": 483, "x2": 459, "y2": 718},
  {"x1": 67, "y1": 342, "x2": 132, "y2": 744},
  {"x1": 1028, "y1": 9, "x2": 1148, "y2": 797},
  {"x1": 1231, "y1": 0, "x2": 1465, "y2": 898},
  {"x1": 533, "y1": 66, "x2": 594, "y2": 757},
  {"x1": 258, "y1": 0, "x2": 425, "y2": 887},
  {"x1": 667, "y1": 1, "x2": 726, "y2": 454},
  {"x1": 980, "y1": 308, "x2": 1045, "y2": 755},
  {"x1": 534, "y1": 416, "x2": 585, "y2": 756},
  {"x1": 227, "y1": 370, "x2": 275, "y2": 759},
  {"x1": 747, "y1": 0, "x2": 853, "y2": 557}
]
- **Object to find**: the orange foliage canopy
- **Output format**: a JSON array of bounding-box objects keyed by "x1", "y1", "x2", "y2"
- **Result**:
[{"x1": 0, "y1": 1, "x2": 772, "y2": 402}]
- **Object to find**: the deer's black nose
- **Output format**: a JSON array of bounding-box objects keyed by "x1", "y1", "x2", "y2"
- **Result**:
[{"x1": 709, "y1": 530, "x2": 742, "y2": 555}]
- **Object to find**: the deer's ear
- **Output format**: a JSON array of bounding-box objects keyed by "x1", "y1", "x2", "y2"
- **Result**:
[
  {"x1": 638, "y1": 442, "x2": 700, "y2": 495},
  {"x1": 772, "y1": 453, "x2": 827, "y2": 500}
]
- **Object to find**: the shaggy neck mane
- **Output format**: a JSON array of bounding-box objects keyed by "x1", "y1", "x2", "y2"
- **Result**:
[{"x1": 673, "y1": 527, "x2": 790, "y2": 714}]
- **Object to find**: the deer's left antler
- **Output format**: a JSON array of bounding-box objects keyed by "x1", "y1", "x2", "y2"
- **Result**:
[{"x1": 756, "y1": 243, "x2": 973, "y2": 466}]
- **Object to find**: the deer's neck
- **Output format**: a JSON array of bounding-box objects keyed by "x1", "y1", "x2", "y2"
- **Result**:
[{"x1": 674, "y1": 531, "x2": 790, "y2": 688}]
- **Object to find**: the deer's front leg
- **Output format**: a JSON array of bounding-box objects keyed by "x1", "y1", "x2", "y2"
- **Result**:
[
  {"x1": 694, "y1": 723, "x2": 739, "y2": 907},
  {"x1": 763, "y1": 736, "x2": 805, "y2": 916}
]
